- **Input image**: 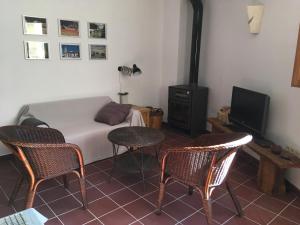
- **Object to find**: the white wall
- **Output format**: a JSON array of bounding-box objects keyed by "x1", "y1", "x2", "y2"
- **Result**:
[
  {"x1": 0, "y1": 0, "x2": 163, "y2": 155},
  {"x1": 159, "y1": 0, "x2": 181, "y2": 121},
  {"x1": 159, "y1": 0, "x2": 193, "y2": 121},
  {"x1": 200, "y1": 0, "x2": 300, "y2": 188},
  {"x1": 177, "y1": 0, "x2": 193, "y2": 85}
]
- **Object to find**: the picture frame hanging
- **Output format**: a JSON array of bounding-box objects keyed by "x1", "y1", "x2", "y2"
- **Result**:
[
  {"x1": 88, "y1": 22, "x2": 106, "y2": 39},
  {"x1": 58, "y1": 19, "x2": 80, "y2": 37},
  {"x1": 23, "y1": 16, "x2": 47, "y2": 35},
  {"x1": 89, "y1": 44, "x2": 107, "y2": 60},
  {"x1": 24, "y1": 41, "x2": 49, "y2": 60},
  {"x1": 60, "y1": 43, "x2": 81, "y2": 60}
]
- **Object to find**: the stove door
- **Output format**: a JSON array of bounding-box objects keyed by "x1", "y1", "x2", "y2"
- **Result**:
[{"x1": 168, "y1": 100, "x2": 191, "y2": 130}]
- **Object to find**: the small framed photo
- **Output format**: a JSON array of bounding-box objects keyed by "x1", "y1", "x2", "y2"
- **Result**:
[
  {"x1": 88, "y1": 22, "x2": 106, "y2": 39},
  {"x1": 24, "y1": 41, "x2": 49, "y2": 60},
  {"x1": 89, "y1": 45, "x2": 107, "y2": 60},
  {"x1": 60, "y1": 43, "x2": 81, "y2": 60},
  {"x1": 23, "y1": 16, "x2": 47, "y2": 35},
  {"x1": 59, "y1": 19, "x2": 79, "y2": 37}
]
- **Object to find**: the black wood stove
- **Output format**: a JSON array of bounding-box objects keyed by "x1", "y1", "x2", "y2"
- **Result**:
[{"x1": 168, "y1": 0, "x2": 208, "y2": 136}]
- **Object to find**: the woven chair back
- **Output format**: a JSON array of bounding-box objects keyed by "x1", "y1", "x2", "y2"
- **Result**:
[
  {"x1": 0, "y1": 126, "x2": 79, "y2": 178},
  {"x1": 210, "y1": 150, "x2": 237, "y2": 187},
  {"x1": 0, "y1": 125, "x2": 65, "y2": 145},
  {"x1": 165, "y1": 133, "x2": 252, "y2": 187}
]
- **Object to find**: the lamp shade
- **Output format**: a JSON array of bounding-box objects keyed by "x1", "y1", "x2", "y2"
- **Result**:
[
  {"x1": 247, "y1": 4, "x2": 264, "y2": 34},
  {"x1": 118, "y1": 64, "x2": 142, "y2": 76},
  {"x1": 132, "y1": 64, "x2": 141, "y2": 74}
]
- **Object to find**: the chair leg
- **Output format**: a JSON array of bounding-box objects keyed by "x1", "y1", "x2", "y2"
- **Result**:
[
  {"x1": 226, "y1": 181, "x2": 243, "y2": 217},
  {"x1": 9, "y1": 176, "x2": 24, "y2": 206},
  {"x1": 63, "y1": 175, "x2": 69, "y2": 189},
  {"x1": 79, "y1": 177, "x2": 87, "y2": 209},
  {"x1": 155, "y1": 182, "x2": 166, "y2": 215},
  {"x1": 202, "y1": 198, "x2": 213, "y2": 225},
  {"x1": 25, "y1": 184, "x2": 38, "y2": 209},
  {"x1": 188, "y1": 186, "x2": 194, "y2": 195}
]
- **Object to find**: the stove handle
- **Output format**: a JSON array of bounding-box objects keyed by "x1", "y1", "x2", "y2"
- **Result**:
[{"x1": 175, "y1": 92, "x2": 190, "y2": 98}]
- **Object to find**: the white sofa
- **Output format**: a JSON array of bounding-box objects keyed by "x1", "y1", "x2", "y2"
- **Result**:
[{"x1": 17, "y1": 96, "x2": 144, "y2": 164}]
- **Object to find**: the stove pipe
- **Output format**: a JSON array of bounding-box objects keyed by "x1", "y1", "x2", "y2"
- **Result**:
[{"x1": 189, "y1": 0, "x2": 203, "y2": 85}]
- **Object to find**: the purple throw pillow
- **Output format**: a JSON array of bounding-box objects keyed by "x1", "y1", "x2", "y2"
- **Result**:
[{"x1": 95, "y1": 102, "x2": 132, "y2": 125}]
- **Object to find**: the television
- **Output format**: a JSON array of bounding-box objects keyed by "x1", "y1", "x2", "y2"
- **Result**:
[{"x1": 228, "y1": 86, "x2": 270, "y2": 138}]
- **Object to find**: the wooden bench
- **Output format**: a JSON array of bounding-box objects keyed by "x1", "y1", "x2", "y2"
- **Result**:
[{"x1": 208, "y1": 117, "x2": 300, "y2": 195}]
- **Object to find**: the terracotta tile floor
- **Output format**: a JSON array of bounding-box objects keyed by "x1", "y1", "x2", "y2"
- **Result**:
[{"x1": 0, "y1": 128, "x2": 300, "y2": 225}]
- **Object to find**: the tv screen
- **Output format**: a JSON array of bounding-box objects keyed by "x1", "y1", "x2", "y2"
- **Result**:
[{"x1": 229, "y1": 86, "x2": 270, "y2": 137}]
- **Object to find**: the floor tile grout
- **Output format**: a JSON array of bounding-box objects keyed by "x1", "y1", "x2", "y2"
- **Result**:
[
  {"x1": 37, "y1": 192, "x2": 66, "y2": 225},
  {"x1": 250, "y1": 202, "x2": 282, "y2": 216},
  {"x1": 266, "y1": 197, "x2": 298, "y2": 225},
  {"x1": 85, "y1": 177, "x2": 146, "y2": 225},
  {"x1": 8, "y1": 160, "x2": 21, "y2": 175},
  {"x1": 221, "y1": 192, "x2": 264, "y2": 225},
  {"x1": 96, "y1": 170, "x2": 184, "y2": 224},
  {"x1": 0, "y1": 185, "x2": 17, "y2": 213},
  {"x1": 215, "y1": 175, "x2": 264, "y2": 225}
]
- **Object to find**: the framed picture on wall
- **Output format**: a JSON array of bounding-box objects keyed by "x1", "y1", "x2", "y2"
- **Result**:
[
  {"x1": 24, "y1": 41, "x2": 49, "y2": 59},
  {"x1": 89, "y1": 44, "x2": 107, "y2": 60},
  {"x1": 88, "y1": 22, "x2": 106, "y2": 39},
  {"x1": 60, "y1": 43, "x2": 81, "y2": 60},
  {"x1": 23, "y1": 16, "x2": 47, "y2": 35},
  {"x1": 58, "y1": 19, "x2": 80, "y2": 37}
]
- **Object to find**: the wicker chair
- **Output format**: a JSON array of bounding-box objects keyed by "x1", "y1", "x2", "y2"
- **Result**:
[
  {"x1": 0, "y1": 125, "x2": 87, "y2": 209},
  {"x1": 156, "y1": 132, "x2": 252, "y2": 225}
]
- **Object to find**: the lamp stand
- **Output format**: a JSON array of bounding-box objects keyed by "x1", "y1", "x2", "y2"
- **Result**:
[{"x1": 118, "y1": 92, "x2": 129, "y2": 104}]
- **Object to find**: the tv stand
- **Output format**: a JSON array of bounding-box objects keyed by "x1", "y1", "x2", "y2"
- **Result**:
[
  {"x1": 208, "y1": 117, "x2": 300, "y2": 195},
  {"x1": 224, "y1": 123, "x2": 248, "y2": 133},
  {"x1": 254, "y1": 138, "x2": 273, "y2": 148}
]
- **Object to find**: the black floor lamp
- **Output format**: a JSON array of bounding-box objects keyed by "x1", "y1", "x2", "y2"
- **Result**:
[{"x1": 117, "y1": 64, "x2": 142, "y2": 103}]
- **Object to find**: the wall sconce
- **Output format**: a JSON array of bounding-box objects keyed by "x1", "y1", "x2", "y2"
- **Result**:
[
  {"x1": 247, "y1": 4, "x2": 264, "y2": 34},
  {"x1": 117, "y1": 64, "x2": 142, "y2": 103}
]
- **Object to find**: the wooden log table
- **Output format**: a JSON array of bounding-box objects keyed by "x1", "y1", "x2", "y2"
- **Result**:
[{"x1": 208, "y1": 117, "x2": 300, "y2": 195}]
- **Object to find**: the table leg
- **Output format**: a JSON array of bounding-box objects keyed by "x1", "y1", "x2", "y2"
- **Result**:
[
  {"x1": 155, "y1": 144, "x2": 162, "y2": 160},
  {"x1": 257, "y1": 156, "x2": 286, "y2": 195},
  {"x1": 109, "y1": 144, "x2": 120, "y2": 181},
  {"x1": 154, "y1": 144, "x2": 163, "y2": 171},
  {"x1": 141, "y1": 149, "x2": 146, "y2": 190},
  {"x1": 127, "y1": 147, "x2": 146, "y2": 191}
]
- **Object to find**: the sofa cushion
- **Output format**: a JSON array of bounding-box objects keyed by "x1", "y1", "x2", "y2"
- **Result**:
[{"x1": 95, "y1": 102, "x2": 131, "y2": 125}]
